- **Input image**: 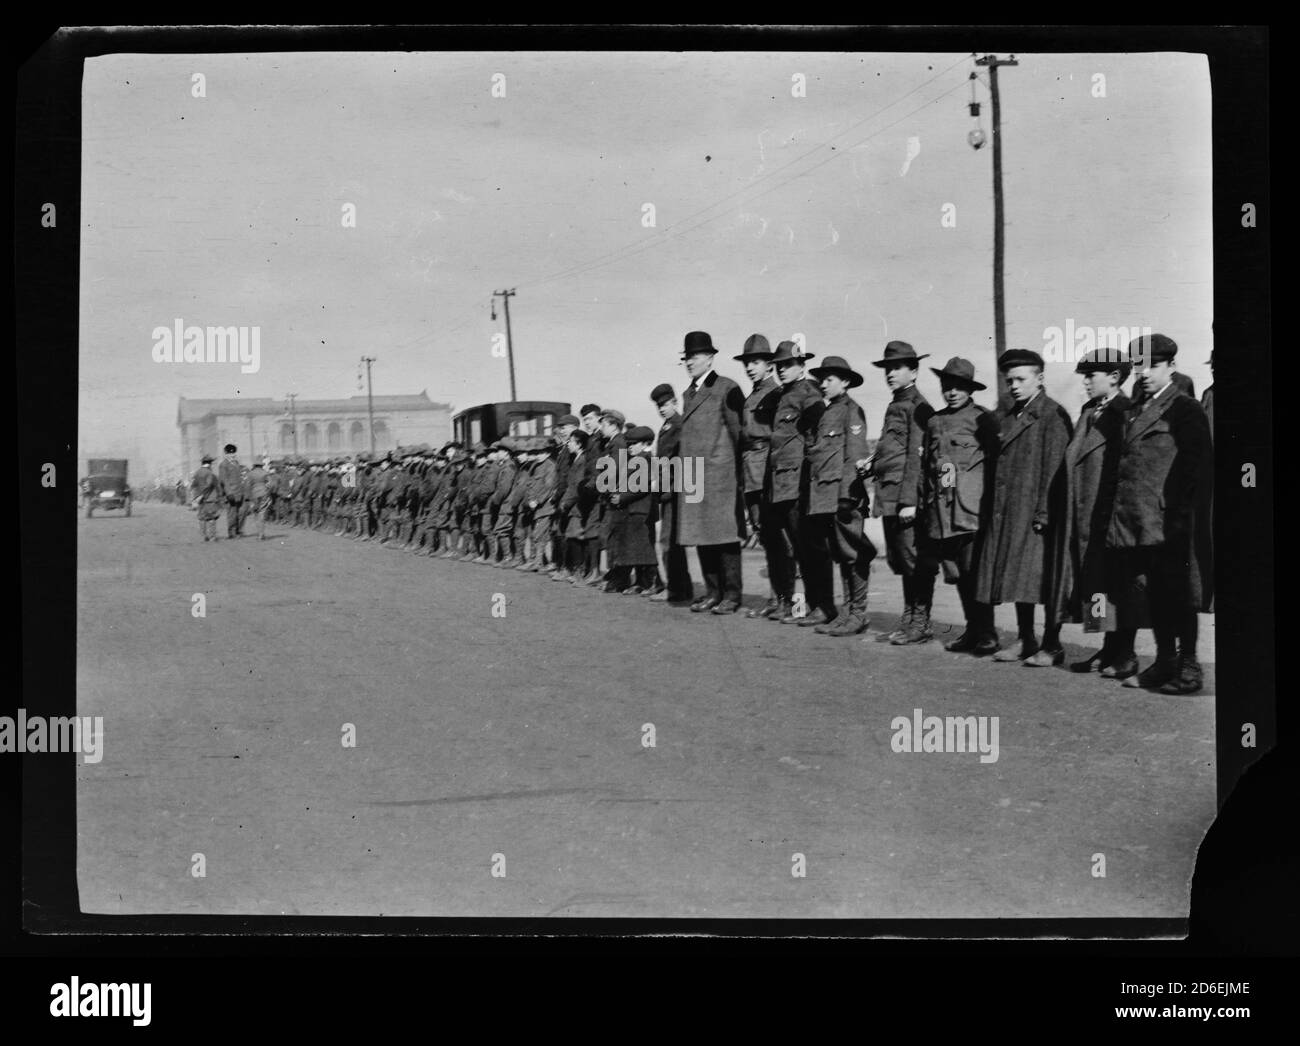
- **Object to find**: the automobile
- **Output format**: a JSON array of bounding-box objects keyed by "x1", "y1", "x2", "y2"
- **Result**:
[{"x1": 82, "y1": 459, "x2": 132, "y2": 518}]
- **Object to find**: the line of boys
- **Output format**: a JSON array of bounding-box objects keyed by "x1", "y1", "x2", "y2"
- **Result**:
[{"x1": 229, "y1": 327, "x2": 1212, "y2": 695}]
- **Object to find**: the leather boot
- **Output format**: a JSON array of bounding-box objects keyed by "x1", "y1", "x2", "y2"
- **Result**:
[
  {"x1": 888, "y1": 577, "x2": 913, "y2": 641},
  {"x1": 822, "y1": 568, "x2": 870, "y2": 636},
  {"x1": 797, "y1": 606, "x2": 833, "y2": 628},
  {"x1": 1158, "y1": 651, "x2": 1204, "y2": 695},
  {"x1": 894, "y1": 598, "x2": 933, "y2": 645}
]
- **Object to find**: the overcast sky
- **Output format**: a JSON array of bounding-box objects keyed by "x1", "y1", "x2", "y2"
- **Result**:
[{"x1": 80, "y1": 49, "x2": 1212, "y2": 479}]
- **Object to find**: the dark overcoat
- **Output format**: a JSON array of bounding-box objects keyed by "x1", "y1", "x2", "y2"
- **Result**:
[
  {"x1": 1049, "y1": 393, "x2": 1139, "y2": 628},
  {"x1": 1106, "y1": 387, "x2": 1214, "y2": 612},
  {"x1": 529, "y1": 456, "x2": 558, "y2": 518},
  {"x1": 607, "y1": 450, "x2": 657, "y2": 566},
  {"x1": 975, "y1": 391, "x2": 1073, "y2": 605},
  {"x1": 655, "y1": 412, "x2": 683, "y2": 542},
  {"x1": 561, "y1": 450, "x2": 588, "y2": 540},
  {"x1": 677, "y1": 370, "x2": 746, "y2": 547}
]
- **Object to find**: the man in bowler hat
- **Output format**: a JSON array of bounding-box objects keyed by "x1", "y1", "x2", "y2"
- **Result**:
[{"x1": 676, "y1": 331, "x2": 747, "y2": 613}]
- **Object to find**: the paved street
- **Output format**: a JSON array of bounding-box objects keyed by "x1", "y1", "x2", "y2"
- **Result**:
[{"x1": 77, "y1": 503, "x2": 1215, "y2": 919}]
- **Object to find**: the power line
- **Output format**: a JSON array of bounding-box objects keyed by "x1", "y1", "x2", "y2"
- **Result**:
[{"x1": 520, "y1": 56, "x2": 972, "y2": 292}]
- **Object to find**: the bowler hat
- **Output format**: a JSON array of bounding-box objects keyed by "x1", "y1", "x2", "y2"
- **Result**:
[
  {"x1": 771, "y1": 340, "x2": 815, "y2": 365},
  {"x1": 682, "y1": 331, "x2": 717, "y2": 357},
  {"x1": 998, "y1": 348, "x2": 1045, "y2": 371},
  {"x1": 223, "y1": 443, "x2": 237, "y2": 454},
  {"x1": 626, "y1": 425, "x2": 655, "y2": 444},
  {"x1": 650, "y1": 383, "x2": 677, "y2": 405},
  {"x1": 809, "y1": 355, "x2": 864, "y2": 389},
  {"x1": 871, "y1": 340, "x2": 929, "y2": 368},
  {"x1": 734, "y1": 333, "x2": 774, "y2": 362},
  {"x1": 930, "y1": 357, "x2": 987, "y2": 391}
]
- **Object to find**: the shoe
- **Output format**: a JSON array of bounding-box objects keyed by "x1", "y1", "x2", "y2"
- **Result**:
[
  {"x1": 1159, "y1": 655, "x2": 1204, "y2": 695},
  {"x1": 888, "y1": 603, "x2": 914, "y2": 642},
  {"x1": 971, "y1": 636, "x2": 1001, "y2": 657},
  {"x1": 1101, "y1": 655, "x2": 1140, "y2": 680},
  {"x1": 1070, "y1": 651, "x2": 1107, "y2": 673},
  {"x1": 1023, "y1": 647, "x2": 1065, "y2": 668},
  {"x1": 691, "y1": 597, "x2": 721, "y2": 613},
  {"x1": 778, "y1": 604, "x2": 810, "y2": 625},
  {"x1": 764, "y1": 598, "x2": 793, "y2": 621},
  {"x1": 993, "y1": 641, "x2": 1038, "y2": 663},
  {"x1": 1123, "y1": 656, "x2": 1179, "y2": 689},
  {"x1": 623, "y1": 585, "x2": 645, "y2": 595},
  {"x1": 746, "y1": 597, "x2": 781, "y2": 620},
  {"x1": 582, "y1": 573, "x2": 606, "y2": 588},
  {"x1": 710, "y1": 599, "x2": 741, "y2": 615},
  {"x1": 944, "y1": 631, "x2": 978, "y2": 652},
  {"x1": 798, "y1": 607, "x2": 833, "y2": 628},
  {"x1": 892, "y1": 605, "x2": 933, "y2": 645},
  {"x1": 641, "y1": 583, "x2": 666, "y2": 598}
]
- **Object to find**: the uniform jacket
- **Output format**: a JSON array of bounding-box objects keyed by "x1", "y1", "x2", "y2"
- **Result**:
[
  {"x1": 919, "y1": 399, "x2": 999, "y2": 540},
  {"x1": 218, "y1": 457, "x2": 245, "y2": 501},
  {"x1": 765, "y1": 377, "x2": 824, "y2": 504},
  {"x1": 655, "y1": 412, "x2": 683, "y2": 543},
  {"x1": 739, "y1": 375, "x2": 781, "y2": 495},
  {"x1": 677, "y1": 370, "x2": 746, "y2": 546},
  {"x1": 806, "y1": 393, "x2": 870, "y2": 516},
  {"x1": 872, "y1": 383, "x2": 933, "y2": 517},
  {"x1": 975, "y1": 391, "x2": 1073, "y2": 605},
  {"x1": 190, "y1": 465, "x2": 223, "y2": 503},
  {"x1": 1106, "y1": 386, "x2": 1213, "y2": 611},
  {"x1": 243, "y1": 467, "x2": 269, "y2": 501},
  {"x1": 529, "y1": 456, "x2": 559, "y2": 518},
  {"x1": 504, "y1": 459, "x2": 531, "y2": 515},
  {"x1": 1049, "y1": 393, "x2": 1133, "y2": 625}
]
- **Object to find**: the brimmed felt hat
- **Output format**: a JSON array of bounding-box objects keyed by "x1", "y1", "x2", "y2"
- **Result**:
[
  {"x1": 734, "y1": 333, "x2": 774, "y2": 362},
  {"x1": 771, "y1": 340, "x2": 815, "y2": 365},
  {"x1": 930, "y1": 357, "x2": 987, "y2": 391},
  {"x1": 871, "y1": 340, "x2": 929, "y2": 368},
  {"x1": 809, "y1": 355, "x2": 864, "y2": 389}
]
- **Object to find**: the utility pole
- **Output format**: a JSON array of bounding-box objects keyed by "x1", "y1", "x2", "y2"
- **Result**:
[
  {"x1": 975, "y1": 53, "x2": 1018, "y2": 408},
  {"x1": 360, "y1": 356, "x2": 377, "y2": 455},
  {"x1": 285, "y1": 393, "x2": 299, "y2": 456},
  {"x1": 492, "y1": 289, "x2": 518, "y2": 401}
]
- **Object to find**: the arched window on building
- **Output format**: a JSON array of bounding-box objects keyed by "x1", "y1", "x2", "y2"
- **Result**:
[
  {"x1": 327, "y1": 422, "x2": 342, "y2": 451},
  {"x1": 350, "y1": 421, "x2": 365, "y2": 449},
  {"x1": 303, "y1": 423, "x2": 319, "y2": 452},
  {"x1": 280, "y1": 424, "x2": 294, "y2": 452},
  {"x1": 373, "y1": 421, "x2": 390, "y2": 451}
]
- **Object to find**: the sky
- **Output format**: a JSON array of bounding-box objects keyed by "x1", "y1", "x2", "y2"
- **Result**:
[{"x1": 80, "y1": 49, "x2": 1212, "y2": 480}]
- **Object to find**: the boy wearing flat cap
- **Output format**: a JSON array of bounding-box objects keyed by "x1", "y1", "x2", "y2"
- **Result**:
[
  {"x1": 975, "y1": 348, "x2": 1074, "y2": 666},
  {"x1": 647, "y1": 384, "x2": 689, "y2": 602},
  {"x1": 867, "y1": 340, "x2": 939, "y2": 644},
  {"x1": 803, "y1": 355, "x2": 877, "y2": 636},
  {"x1": 1108, "y1": 333, "x2": 1213, "y2": 695},
  {"x1": 1049, "y1": 347, "x2": 1140, "y2": 676},
  {"x1": 919, "y1": 358, "x2": 1001, "y2": 654}
]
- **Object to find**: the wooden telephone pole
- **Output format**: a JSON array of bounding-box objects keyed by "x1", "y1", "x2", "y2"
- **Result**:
[
  {"x1": 285, "y1": 393, "x2": 299, "y2": 456},
  {"x1": 975, "y1": 53, "x2": 1018, "y2": 408},
  {"x1": 492, "y1": 289, "x2": 518, "y2": 401},
  {"x1": 360, "y1": 356, "x2": 377, "y2": 455}
]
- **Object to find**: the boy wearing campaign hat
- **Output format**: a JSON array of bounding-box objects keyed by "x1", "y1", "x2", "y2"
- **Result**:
[
  {"x1": 802, "y1": 355, "x2": 878, "y2": 636},
  {"x1": 735, "y1": 335, "x2": 785, "y2": 618},
  {"x1": 918, "y1": 358, "x2": 1000, "y2": 653},
  {"x1": 974, "y1": 348, "x2": 1075, "y2": 667},
  {"x1": 866, "y1": 341, "x2": 940, "y2": 644}
]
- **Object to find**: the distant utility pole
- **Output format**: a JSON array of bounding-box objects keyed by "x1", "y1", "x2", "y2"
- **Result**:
[
  {"x1": 975, "y1": 53, "x2": 1018, "y2": 408},
  {"x1": 360, "y1": 356, "x2": 377, "y2": 455},
  {"x1": 285, "y1": 393, "x2": 299, "y2": 455},
  {"x1": 491, "y1": 289, "x2": 518, "y2": 402}
]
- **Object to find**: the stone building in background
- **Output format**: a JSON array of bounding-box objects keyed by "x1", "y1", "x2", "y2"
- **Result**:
[{"x1": 177, "y1": 392, "x2": 452, "y2": 476}]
